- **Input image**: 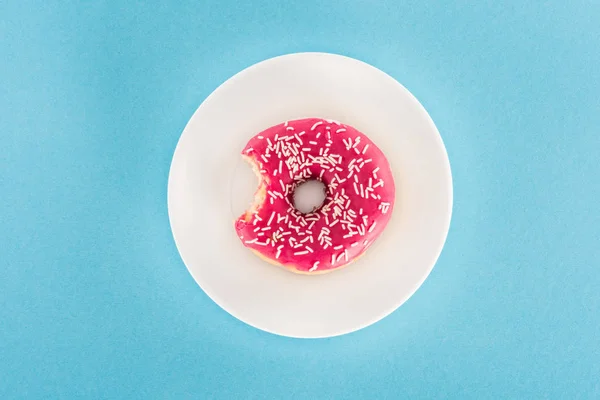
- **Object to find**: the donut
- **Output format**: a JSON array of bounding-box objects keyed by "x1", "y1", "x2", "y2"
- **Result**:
[{"x1": 234, "y1": 118, "x2": 395, "y2": 274}]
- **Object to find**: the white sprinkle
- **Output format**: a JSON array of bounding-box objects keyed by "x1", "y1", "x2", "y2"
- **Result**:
[
  {"x1": 379, "y1": 203, "x2": 390, "y2": 214},
  {"x1": 306, "y1": 214, "x2": 320, "y2": 221},
  {"x1": 308, "y1": 221, "x2": 316, "y2": 230},
  {"x1": 286, "y1": 126, "x2": 294, "y2": 131},
  {"x1": 309, "y1": 141, "x2": 318, "y2": 145},
  {"x1": 351, "y1": 242, "x2": 358, "y2": 247},
  {"x1": 362, "y1": 144, "x2": 369, "y2": 154},
  {"x1": 334, "y1": 245, "x2": 344, "y2": 250},
  {"x1": 311, "y1": 121, "x2": 323, "y2": 131},
  {"x1": 331, "y1": 254, "x2": 336, "y2": 265},
  {"x1": 359, "y1": 208, "x2": 363, "y2": 215},
  {"x1": 301, "y1": 148, "x2": 311, "y2": 152},
  {"x1": 294, "y1": 250, "x2": 309, "y2": 256},
  {"x1": 255, "y1": 241, "x2": 268, "y2": 246},
  {"x1": 368, "y1": 222, "x2": 377, "y2": 233},
  {"x1": 316, "y1": 132, "x2": 322, "y2": 139},
  {"x1": 373, "y1": 180, "x2": 384, "y2": 189},
  {"x1": 261, "y1": 226, "x2": 272, "y2": 231},
  {"x1": 294, "y1": 134, "x2": 303, "y2": 144},
  {"x1": 336, "y1": 252, "x2": 345, "y2": 262},
  {"x1": 359, "y1": 225, "x2": 367, "y2": 236},
  {"x1": 305, "y1": 246, "x2": 314, "y2": 253},
  {"x1": 329, "y1": 219, "x2": 339, "y2": 227},
  {"x1": 267, "y1": 212, "x2": 276, "y2": 226},
  {"x1": 245, "y1": 238, "x2": 258, "y2": 244},
  {"x1": 336, "y1": 128, "x2": 346, "y2": 133},
  {"x1": 360, "y1": 184, "x2": 365, "y2": 198},
  {"x1": 261, "y1": 154, "x2": 269, "y2": 163},
  {"x1": 258, "y1": 135, "x2": 264, "y2": 139},
  {"x1": 353, "y1": 182, "x2": 359, "y2": 195},
  {"x1": 344, "y1": 250, "x2": 348, "y2": 262},
  {"x1": 278, "y1": 160, "x2": 283, "y2": 174},
  {"x1": 275, "y1": 245, "x2": 284, "y2": 259},
  {"x1": 309, "y1": 262, "x2": 319, "y2": 272},
  {"x1": 253, "y1": 226, "x2": 260, "y2": 232}
]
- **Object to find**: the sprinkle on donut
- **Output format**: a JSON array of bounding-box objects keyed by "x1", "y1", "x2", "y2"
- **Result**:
[{"x1": 234, "y1": 118, "x2": 395, "y2": 274}]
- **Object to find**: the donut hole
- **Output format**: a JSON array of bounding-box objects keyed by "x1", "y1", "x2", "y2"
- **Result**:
[{"x1": 292, "y1": 180, "x2": 327, "y2": 214}]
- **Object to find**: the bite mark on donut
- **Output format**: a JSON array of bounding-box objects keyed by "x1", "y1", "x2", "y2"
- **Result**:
[{"x1": 239, "y1": 154, "x2": 268, "y2": 223}]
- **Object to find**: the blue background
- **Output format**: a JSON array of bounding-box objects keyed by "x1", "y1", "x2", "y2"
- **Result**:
[{"x1": 1, "y1": 1, "x2": 599, "y2": 398}]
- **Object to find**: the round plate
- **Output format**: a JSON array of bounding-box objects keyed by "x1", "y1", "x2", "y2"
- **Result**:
[{"x1": 168, "y1": 53, "x2": 452, "y2": 338}]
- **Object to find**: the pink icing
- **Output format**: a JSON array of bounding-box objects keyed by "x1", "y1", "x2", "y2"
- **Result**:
[{"x1": 234, "y1": 118, "x2": 395, "y2": 273}]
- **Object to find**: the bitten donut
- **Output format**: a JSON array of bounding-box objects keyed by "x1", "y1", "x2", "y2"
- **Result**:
[{"x1": 234, "y1": 118, "x2": 395, "y2": 274}]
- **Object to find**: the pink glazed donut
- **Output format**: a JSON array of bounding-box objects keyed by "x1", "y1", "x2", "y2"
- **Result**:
[{"x1": 234, "y1": 118, "x2": 395, "y2": 274}]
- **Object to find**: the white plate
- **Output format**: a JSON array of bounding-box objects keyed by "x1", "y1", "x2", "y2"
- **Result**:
[{"x1": 168, "y1": 53, "x2": 452, "y2": 338}]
